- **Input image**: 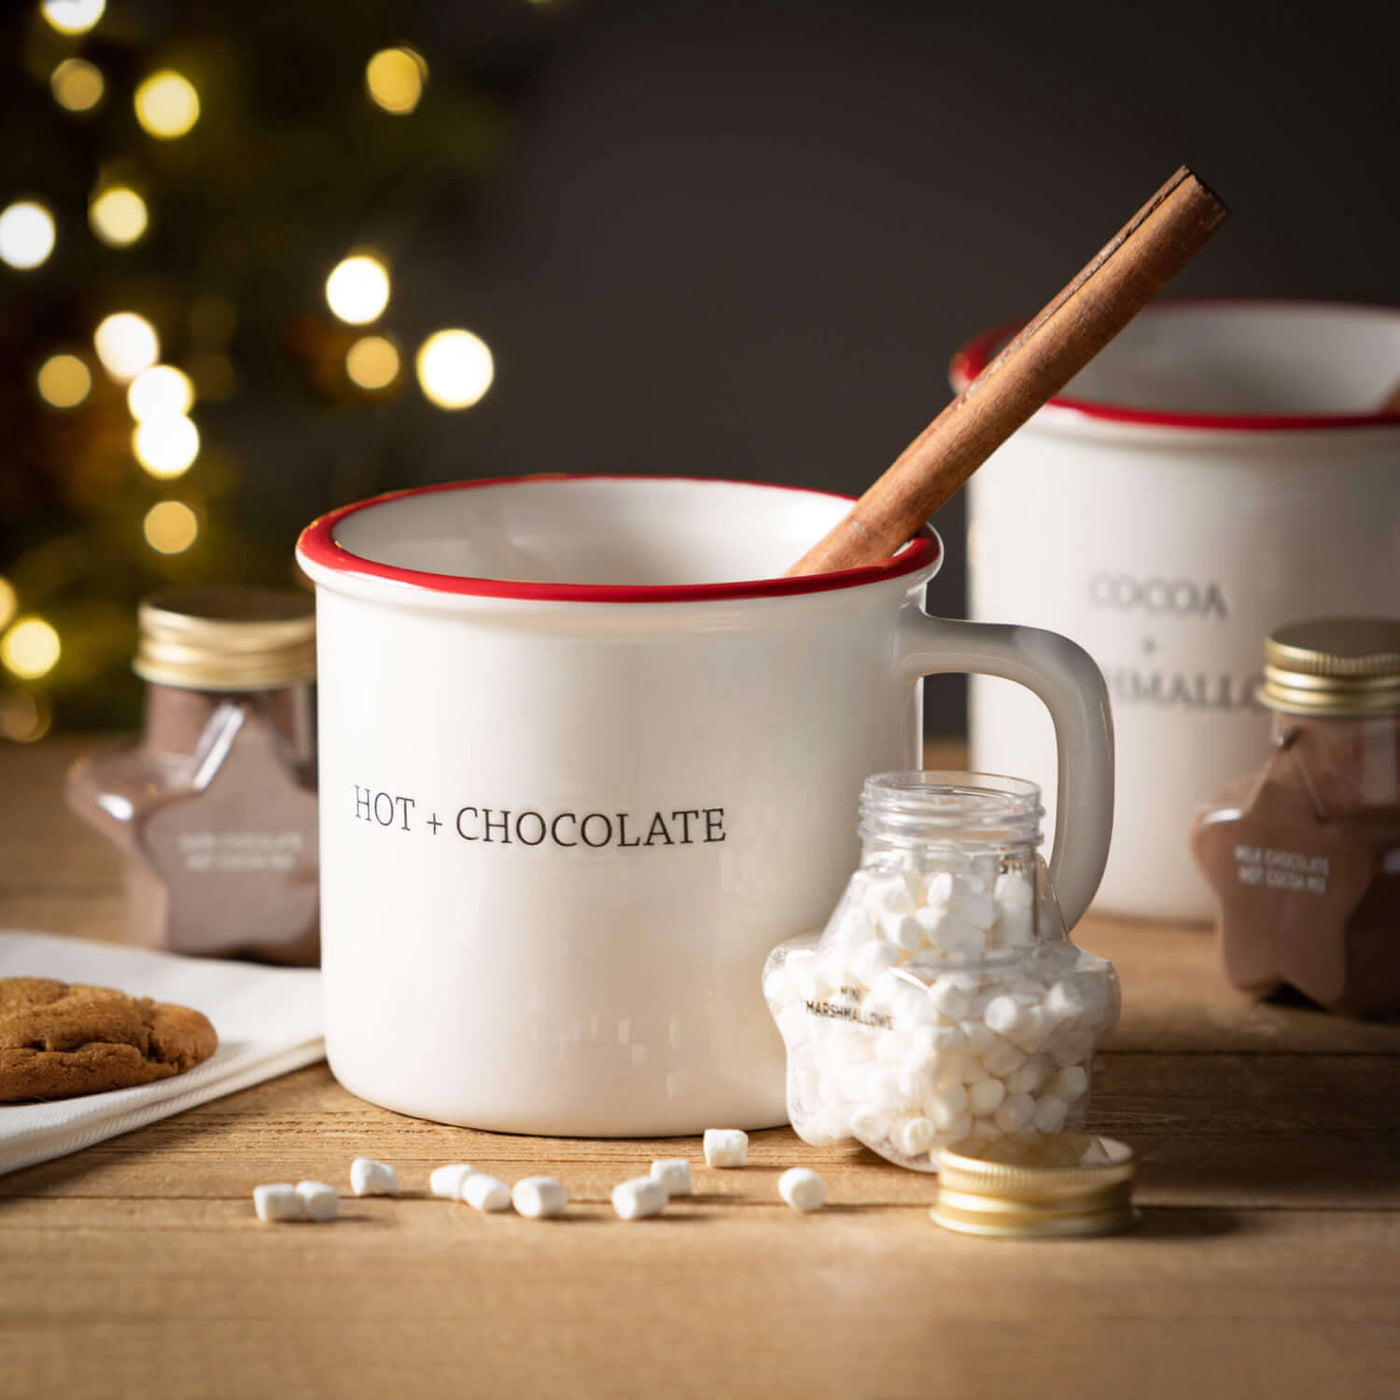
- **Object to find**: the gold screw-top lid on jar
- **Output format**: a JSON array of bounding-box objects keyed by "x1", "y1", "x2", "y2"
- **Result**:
[
  {"x1": 1259, "y1": 618, "x2": 1400, "y2": 717},
  {"x1": 134, "y1": 586, "x2": 316, "y2": 691},
  {"x1": 932, "y1": 1133, "x2": 1137, "y2": 1238}
]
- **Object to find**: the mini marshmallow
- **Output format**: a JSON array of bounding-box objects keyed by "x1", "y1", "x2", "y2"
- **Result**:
[
  {"x1": 944, "y1": 880, "x2": 996, "y2": 931},
  {"x1": 961, "y1": 1022, "x2": 999, "y2": 1055},
  {"x1": 880, "y1": 911, "x2": 925, "y2": 952},
  {"x1": 512, "y1": 1176, "x2": 568, "y2": 1218},
  {"x1": 852, "y1": 939, "x2": 901, "y2": 987},
  {"x1": 1050, "y1": 1064, "x2": 1090, "y2": 1101},
  {"x1": 926, "y1": 1084, "x2": 969, "y2": 1130},
  {"x1": 650, "y1": 1159, "x2": 694, "y2": 1196},
  {"x1": 967, "y1": 1076, "x2": 1007, "y2": 1117},
  {"x1": 461, "y1": 1172, "x2": 513, "y2": 1212},
  {"x1": 613, "y1": 1176, "x2": 668, "y2": 1220},
  {"x1": 983, "y1": 995, "x2": 1026, "y2": 1039},
  {"x1": 869, "y1": 871, "x2": 922, "y2": 916},
  {"x1": 296, "y1": 1181, "x2": 339, "y2": 1222},
  {"x1": 924, "y1": 871, "x2": 954, "y2": 906},
  {"x1": 703, "y1": 1128, "x2": 748, "y2": 1167},
  {"x1": 927, "y1": 976, "x2": 975, "y2": 1021},
  {"x1": 898, "y1": 1054, "x2": 938, "y2": 1101},
  {"x1": 1005, "y1": 1007, "x2": 1054, "y2": 1055},
  {"x1": 429, "y1": 1163, "x2": 475, "y2": 1200},
  {"x1": 994, "y1": 1093, "x2": 1036, "y2": 1133},
  {"x1": 778, "y1": 1167, "x2": 826, "y2": 1212},
  {"x1": 253, "y1": 1184, "x2": 303, "y2": 1223},
  {"x1": 1032, "y1": 1094, "x2": 1069, "y2": 1133},
  {"x1": 1006, "y1": 1056, "x2": 1049, "y2": 1097},
  {"x1": 979, "y1": 1036, "x2": 1027, "y2": 1079},
  {"x1": 349, "y1": 1158, "x2": 399, "y2": 1197},
  {"x1": 901, "y1": 1116, "x2": 937, "y2": 1156},
  {"x1": 994, "y1": 871, "x2": 1034, "y2": 907}
]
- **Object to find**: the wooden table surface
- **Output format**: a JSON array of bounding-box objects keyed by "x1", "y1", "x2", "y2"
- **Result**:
[{"x1": 2, "y1": 737, "x2": 1398, "y2": 1400}]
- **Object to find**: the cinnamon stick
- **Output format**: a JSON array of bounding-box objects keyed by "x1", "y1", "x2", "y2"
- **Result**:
[{"x1": 786, "y1": 166, "x2": 1230, "y2": 576}]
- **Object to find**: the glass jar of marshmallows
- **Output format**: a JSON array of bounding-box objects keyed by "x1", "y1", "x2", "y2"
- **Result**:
[{"x1": 763, "y1": 772, "x2": 1119, "y2": 1172}]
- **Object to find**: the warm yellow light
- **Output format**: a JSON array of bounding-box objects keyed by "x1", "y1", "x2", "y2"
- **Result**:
[
  {"x1": 325, "y1": 255, "x2": 390, "y2": 325},
  {"x1": 1, "y1": 617, "x2": 61, "y2": 681},
  {"x1": 127, "y1": 364, "x2": 194, "y2": 421},
  {"x1": 94, "y1": 312, "x2": 159, "y2": 381},
  {"x1": 415, "y1": 329, "x2": 494, "y2": 409},
  {"x1": 134, "y1": 70, "x2": 200, "y2": 139},
  {"x1": 89, "y1": 187, "x2": 148, "y2": 247},
  {"x1": 41, "y1": 0, "x2": 105, "y2": 36},
  {"x1": 143, "y1": 500, "x2": 199, "y2": 554},
  {"x1": 51, "y1": 58, "x2": 105, "y2": 112},
  {"x1": 0, "y1": 691, "x2": 51, "y2": 744},
  {"x1": 365, "y1": 48, "x2": 427, "y2": 114},
  {"x1": 0, "y1": 579, "x2": 15, "y2": 632},
  {"x1": 0, "y1": 202, "x2": 56, "y2": 271},
  {"x1": 133, "y1": 415, "x2": 199, "y2": 478},
  {"x1": 37, "y1": 353, "x2": 92, "y2": 409},
  {"x1": 345, "y1": 335, "x2": 400, "y2": 390}
]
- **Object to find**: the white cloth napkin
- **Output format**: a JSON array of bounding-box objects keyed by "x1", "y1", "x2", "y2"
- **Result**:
[{"x1": 0, "y1": 929, "x2": 324, "y2": 1176}]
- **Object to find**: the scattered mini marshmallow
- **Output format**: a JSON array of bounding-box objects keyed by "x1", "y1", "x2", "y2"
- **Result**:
[
  {"x1": 511, "y1": 1176, "x2": 568, "y2": 1218},
  {"x1": 429, "y1": 1163, "x2": 475, "y2": 1200},
  {"x1": 901, "y1": 1116, "x2": 937, "y2": 1156},
  {"x1": 703, "y1": 1128, "x2": 748, "y2": 1168},
  {"x1": 296, "y1": 1181, "x2": 339, "y2": 1222},
  {"x1": 349, "y1": 1158, "x2": 400, "y2": 1197},
  {"x1": 650, "y1": 1159, "x2": 693, "y2": 1196},
  {"x1": 613, "y1": 1176, "x2": 669, "y2": 1220},
  {"x1": 461, "y1": 1172, "x2": 513, "y2": 1212},
  {"x1": 253, "y1": 1183, "x2": 303, "y2": 1223},
  {"x1": 778, "y1": 1167, "x2": 826, "y2": 1212}
]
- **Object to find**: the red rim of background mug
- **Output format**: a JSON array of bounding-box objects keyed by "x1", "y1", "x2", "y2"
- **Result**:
[
  {"x1": 296, "y1": 474, "x2": 942, "y2": 604},
  {"x1": 951, "y1": 298, "x2": 1400, "y2": 432}
]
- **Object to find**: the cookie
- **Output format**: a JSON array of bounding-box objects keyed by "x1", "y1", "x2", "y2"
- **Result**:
[{"x1": 0, "y1": 976, "x2": 217, "y2": 1103}]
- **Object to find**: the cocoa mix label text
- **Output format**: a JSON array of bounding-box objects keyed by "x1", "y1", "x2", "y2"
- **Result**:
[{"x1": 352, "y1": 785, "x2": 725, "y2": 850}]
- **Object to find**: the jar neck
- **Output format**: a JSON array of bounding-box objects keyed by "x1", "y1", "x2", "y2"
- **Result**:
[{"x1": 858, "y1": 771, "x2": 1044, "y2": 864}]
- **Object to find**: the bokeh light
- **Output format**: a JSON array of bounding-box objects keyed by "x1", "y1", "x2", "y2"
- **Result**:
[
  {"x1": 94, "y1": 313, "x2": 159, "y2": 381},
  {"x1": 1, "y1": 617, "x2": 61, "y2": 681},
  {"x1": 0, "y1": 579, "x2": 15, "y2": 632},
  {"x1": 51, "y1": 58, "x2": 105, "y2": 112},
  {"x1": 415, "y1": 329, "x2": 494, "y2": 409},
  {"x1": 143, "y1": 501, "x2": 199, "y2": 554},
  {"x1": 89, "y1": 186, "x2": 149, "y2": 247},
  {"x1": 365, "y1": 48, "x2": 427, "y2": 114},
  {"x1": 134, "y1": 70, "x2": 200, "y2": 139},
  {"x1": 133, "y1": 415, "x2": 199, "y2": 478},
  {"x1": 37, "y1": 354, "x2": 92, "y2": 409},
  {"x1": 346, "y1": 334, "x2": 400, "y2": 390},
  {"x1": 127, "y1": 365, "x2": 194, "y2": 421},
  {"x1": 40, "y1": 0, "x2": 105, "y2": 36},
  {"x1": 325, "y1": 254, "x2": 390, "y2": 324},
  {"x1": 0, "y1": 692, "x2": 52, "y2": 744},
  {"x1": 0, "y1": 202, "x2": 56, "y2": 270}
]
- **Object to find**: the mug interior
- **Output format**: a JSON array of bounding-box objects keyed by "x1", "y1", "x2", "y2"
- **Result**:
[
  {"x1": 1064, "y1": 303, "x2": 1399, "y2": 415},
  {"x1": 328, "y1": 476, "x2": 909, "y2": 588}
]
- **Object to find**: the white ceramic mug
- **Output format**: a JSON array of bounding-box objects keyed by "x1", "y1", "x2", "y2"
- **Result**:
[
  {"x1": 953, "y1": 300, "x2": 1400, "y2": 922},
  {"x1": 297, "y1": 475, "x2": 1113, "y2": 1135}
]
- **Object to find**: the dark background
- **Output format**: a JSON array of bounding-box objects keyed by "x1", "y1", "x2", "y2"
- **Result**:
[{"x1": 5, "y1": 0, "x2": 1398, "y2": 732}]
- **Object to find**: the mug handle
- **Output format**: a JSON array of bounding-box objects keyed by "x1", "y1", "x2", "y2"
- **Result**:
[{"x1": 896, "y1": 607, "x2": 1115, "y2": 930}]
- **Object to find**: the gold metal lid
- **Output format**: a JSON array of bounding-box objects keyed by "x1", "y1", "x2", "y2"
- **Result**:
[
  {"x1": 134, "y1": 586, "x2": 316, "y2": 691},
  {"x1": 932, "y1": 1133, "x2": 1137, "y2": 1238},
  {"x1": 1259, "y1": 618, "x2": 1400, "y2": 717}
]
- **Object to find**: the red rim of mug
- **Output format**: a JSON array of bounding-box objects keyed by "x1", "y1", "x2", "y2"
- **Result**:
[
  {"x1": 951, "y1": 298, "x2": 1400, "y2": 432},
  {"x1": 296, "y1": 475, "x2": 943, "y2": 603}
]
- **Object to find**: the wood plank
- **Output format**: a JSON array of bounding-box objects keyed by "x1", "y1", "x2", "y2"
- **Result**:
[
  {"x1": 1, "y1": 1194, "x2": 1396, "y2": 1400},
  {"x1": 4, "y1": 1054, "x2": 1397, "y2": 1211}
]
